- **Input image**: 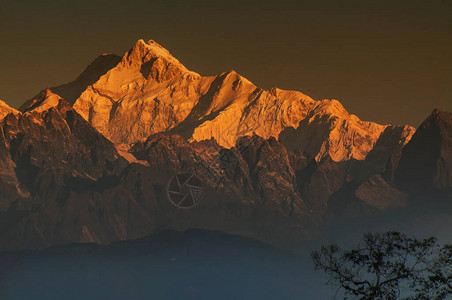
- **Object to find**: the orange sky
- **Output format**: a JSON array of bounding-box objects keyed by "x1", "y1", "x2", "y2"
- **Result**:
[{"x1": 0, "y1": 0, "x2": 451, "y2": 126}]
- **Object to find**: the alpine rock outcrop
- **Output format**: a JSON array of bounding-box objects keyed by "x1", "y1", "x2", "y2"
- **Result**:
[
  {"x1": 394, "y1": 109, "x2": 452, "y2": 193},
  {"x1": 0, "y1": 99, "x2": 19, "y2": 120}
]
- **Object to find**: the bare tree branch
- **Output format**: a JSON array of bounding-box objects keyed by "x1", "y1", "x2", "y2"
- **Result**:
[{"x1": 312, "y1": 232, "x2": 451, "y2": 299}]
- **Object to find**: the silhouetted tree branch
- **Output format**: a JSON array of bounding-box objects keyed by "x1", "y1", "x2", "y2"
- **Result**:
[{"x1": 312, "y1": 232, "x2": 451, "y2": 299}]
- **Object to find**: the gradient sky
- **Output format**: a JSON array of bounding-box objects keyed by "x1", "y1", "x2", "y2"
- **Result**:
[{"x1": 0, "y1": 0, "x2": 451, "y2": 126}]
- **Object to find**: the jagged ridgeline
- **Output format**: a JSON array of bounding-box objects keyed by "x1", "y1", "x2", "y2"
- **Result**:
[{"x1": 0, "y1": 39, "x2": 450, "y2": 252}]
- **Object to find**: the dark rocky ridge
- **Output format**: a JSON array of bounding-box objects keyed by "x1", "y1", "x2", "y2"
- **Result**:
[
  {"x1": 0, "y1": 99, "x2": 451, "y2": 252},
  {"x1": 394, "y1": 109, "x2": 452, "y2": 193},
  {"x1": 1, "y1": 98, "x2": 320, "y2": 251}
]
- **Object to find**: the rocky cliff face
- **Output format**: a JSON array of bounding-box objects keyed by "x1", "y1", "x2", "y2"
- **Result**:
[
  {"x1": 280, "y1": 99, "x2": 386, "y2": 161},
  {"x1": 346, "y1": 124, "x2": 415, "y2": 182},
  {"x1": 0, "y1": 92, "x2": 131, "y2": 250},
  {"x1": 0, "y1": 123, "x2": 317, "y2": 251},
  {"x1": 1, "y1": 93, "x2": 316, "y2": 250},
  {"x1": 362, "y1": 125, "x2": 415, "y2": 173},
  {"x1": 0, "y1": 121, "x2": 21, "y2": 211},
  {"x1": 0, "y1": 99, "x2": 19, "y2": 120},
  {"x1": 0, "y1": 101, "x2": 20, "y2": 209},
  {"x1": 394, "y1": 109, "x2": 452, "y2": 193}
]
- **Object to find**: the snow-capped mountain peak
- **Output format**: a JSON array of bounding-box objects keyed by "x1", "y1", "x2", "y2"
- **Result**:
[
  {"x1": 0, "y1": 99, "x2": 20, "y2": 121},
  {"x1": 25, "y1": 39, "x2": 414, "y2": 162},
  {"x1": 122, "y1": 39, "x2": 199, "y2": 79},
  {"x1": 22, "y1": 89, "x2": 63, "y2": 113}
]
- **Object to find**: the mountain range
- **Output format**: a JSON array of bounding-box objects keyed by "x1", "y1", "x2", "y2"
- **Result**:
[{"x1": 0, "y1": 39, "x2": 450, "y2": 252}]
